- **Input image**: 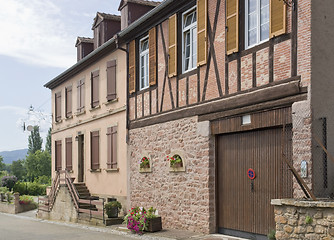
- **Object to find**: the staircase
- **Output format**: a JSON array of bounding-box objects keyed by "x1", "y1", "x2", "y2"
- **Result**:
[{"x1": 73, "y1": 183, "x2": 98, "y2": 212}]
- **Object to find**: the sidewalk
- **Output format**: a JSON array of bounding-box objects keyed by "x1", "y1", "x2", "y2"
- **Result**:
[{"x1": 17, "y1": 209, "x2": 248, "y2": 240}]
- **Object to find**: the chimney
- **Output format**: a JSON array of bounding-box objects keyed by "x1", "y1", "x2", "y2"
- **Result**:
[
  {"x1": 75, "y1": 37, "x2": 94, "y2": 62},
  {"x1": 118, "y1": 0, "x2": 161, "y2": 30},
  {"x1": 92, "y1": 13, "x2": 121, "y2": 49}
]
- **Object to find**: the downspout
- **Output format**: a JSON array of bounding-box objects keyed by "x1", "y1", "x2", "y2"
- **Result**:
[{"x1": 115, "y1": 34, "x2": 130, "y2": 144}]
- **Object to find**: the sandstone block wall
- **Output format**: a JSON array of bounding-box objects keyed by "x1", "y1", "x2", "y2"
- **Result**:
[
  {"x1": 128, "y1": 116, "x2": 215, "y2": 233},
  {"x1": 272, "y1": 199, "x2": 334, "y2": 239}
]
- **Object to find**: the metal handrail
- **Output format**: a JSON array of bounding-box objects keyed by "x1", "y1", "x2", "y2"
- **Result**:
[{"x1": 38, "y1": 171, "x2": 60, "y2": 212}]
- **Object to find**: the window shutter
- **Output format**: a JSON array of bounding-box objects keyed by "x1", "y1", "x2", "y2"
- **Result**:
[
  {"x1": 91, "y1": 70, "x2": 99, "y2": 108},
  {"x1": 270, "y1": 0, "x2": 286, "y2": 38},
  {"x1": 129, "y1": 40, "x2": 136, "y2": 94},
  {"x1": 107, "y1": 126, "x2": 117, "y2": 169},
  {"x1": 149, "y1": 27, "x2": 157, "y2": 86},
  {"x1": 65, "y1": 137, "x2": 72, "y2": 171},
  {"x1": 77, "y1": 79, "x2": 85, "y2": 112},
  {"x1": 168, "y1": 14, "x2": 177, "y2": 77},
  {"x1": 197, "y1": 0, "x2": 207, "y2": 66},
  {"x1": 91, "y1": 131, "x2": 99, "y2": 170},
  {"x1": 226, "y1": 0, "x2": 239, "y2": 55},
  {"x1": 107, "y1": 60, "x2": 117, "y2": 101},
  {"x1": 55, "y1": 92, "x2": 61, "y2": 122},
  {"x1": 65, "y1": 86, "x2": 72, "y2": 118},
  {"x1": 55, "y1": 140, "x2": 62, "y2": 171}
]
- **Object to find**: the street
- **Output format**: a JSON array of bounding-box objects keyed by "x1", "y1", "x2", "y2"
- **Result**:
[{"x1": 0, "y1": 212, "x2": 135, "y2": 240}]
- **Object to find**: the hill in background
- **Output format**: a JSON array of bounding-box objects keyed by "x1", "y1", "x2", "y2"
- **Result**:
[{"x1": 0, "y1": 149, "x2": 28, "y2": 164}]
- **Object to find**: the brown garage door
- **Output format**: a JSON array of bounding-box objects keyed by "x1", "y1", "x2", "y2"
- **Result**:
[{"x1": 217, "y1": 127, "x2": 292, "y2": 238}]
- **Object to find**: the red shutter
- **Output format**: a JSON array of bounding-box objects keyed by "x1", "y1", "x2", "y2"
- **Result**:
[
  {"x1": 65, "y1": 137, "x2": 72, "y2": 171},
  {"x1": 65, "y1": 86, "x2": 72, "y2": 118},
  {"x1": 106, "y1": 60, "x2": 117, "y2": 101},
  {"x1": 91, "y1": 131, "x2": 99, "y2": 170},
  {"x1": 107, "y1": 126, "x2": 117, "y2": 169},
  {"x1": 55, "y1": 140, "x2": 62, "y2": 171},
  {"x1": 55, "y1": 92, "x2": 61, "y2": 122},
  {"x1": 91, "y1": 70, "x2": 99, "y2": 108}
]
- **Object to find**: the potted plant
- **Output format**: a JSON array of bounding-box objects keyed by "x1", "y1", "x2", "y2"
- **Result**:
[
  {"x1": 105, "y1": 200, "x2": 122, "y2": 218},
  {"x1": 140, "y1": 156, "x2": 150, "y2": 169},
  {"x1": 167, "y1": 154, "x2": 183, "y2": 168},
  {"x1": 124, "y1": 206, "x2": 162, "y2": 234}
]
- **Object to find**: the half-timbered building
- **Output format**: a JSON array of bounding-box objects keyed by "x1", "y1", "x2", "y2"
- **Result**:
[{"x1": 120, "y1": 0, "x2": 334, "y2": 239}]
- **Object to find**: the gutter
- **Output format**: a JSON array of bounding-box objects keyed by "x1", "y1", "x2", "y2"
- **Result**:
[{"x1": 44, "y1": 0, "x2": 175, "y2": 90}]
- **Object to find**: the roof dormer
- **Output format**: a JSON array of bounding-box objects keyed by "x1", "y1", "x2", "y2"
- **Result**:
[{"x1": 75, "y1": 37, "x2": 94, "y2": 62}]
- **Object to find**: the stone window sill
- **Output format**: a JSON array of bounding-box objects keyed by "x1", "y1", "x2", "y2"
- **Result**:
[
  {"x1": 105, "y1": 168, "x2": 119, "y2": 172},
  {"x1": 65, "y1": 115, "x2": 73, "y2": 120},
  {"x1": 139, "y1": 167, "x2": 152, "y2": 173},
  {"x1": 89, "y1": 168, "x2": 101, "y2": 173},
  {"x1": 75, "y1": 110, "x2": 86, "y2": 116},
  {"x1": 104, "y1": 98, "x2": 119, "y2": 106},
  {"x1": 169, "y1": 166, "x2": 185, "y2": 172},
  {"x1": 89, "y1": 105, "x2": 101, "y2": 112}
]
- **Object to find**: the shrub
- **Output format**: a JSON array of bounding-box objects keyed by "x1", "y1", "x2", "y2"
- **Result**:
[
  {"x1": 1, "y1": 176, "x2": 17, "y2": 191},
  {"x1": 13, "y1": 181, "x2": 46, "y2": 196},
  {"x1": 0, "y1": 186, "x2": 8, "y2": 193},
  {"x1": 34, "y1": 176, "x2": 51, "y2": 185}
]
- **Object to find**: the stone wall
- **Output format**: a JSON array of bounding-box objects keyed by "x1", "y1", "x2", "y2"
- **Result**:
[
  {"x1": 0, "y1": 193, "x2": 36, "y2": 214},
  {"x1": 128, "y1": 116, "x2": 215, "y2": 233},
  {"x1": 272, "y1": 199, "x2": 334, "y2": 239},
  {"x1": 37, "y1": 185, "x2": 77, "y2": 222}
]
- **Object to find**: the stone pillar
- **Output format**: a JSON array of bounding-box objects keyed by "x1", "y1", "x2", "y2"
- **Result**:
[{"x1": 14, "y1": 193, "x2": 20, "y2": 214}]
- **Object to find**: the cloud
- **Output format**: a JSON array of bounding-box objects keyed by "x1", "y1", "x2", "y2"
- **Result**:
[{"x1": 0, "y1": 0, "x2": 76, "y2": 68}]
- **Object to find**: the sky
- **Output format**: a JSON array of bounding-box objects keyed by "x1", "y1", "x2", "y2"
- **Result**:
[{"x1": 0, "y1": 0, "x2": 120, "y2": 152}]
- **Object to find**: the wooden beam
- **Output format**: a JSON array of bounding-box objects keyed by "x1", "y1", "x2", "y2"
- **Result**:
[{"x1": 130, "y1": 78, "x2": 303, "y2": 129}]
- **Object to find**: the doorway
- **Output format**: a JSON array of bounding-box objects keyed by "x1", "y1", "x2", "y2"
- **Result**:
[{"x1": 78, "y1": 134, "x2": 85, "y2": 182}]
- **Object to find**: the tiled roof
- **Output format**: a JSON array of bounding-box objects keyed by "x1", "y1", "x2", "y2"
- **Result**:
[
  {"x1": 75, "y1": 37, "x2": 94, "y2": 47},
  {"x1": 118, "y1": 0, "x2": 161, "y2": 11},
  {"x1": 92, "y1": 12, "x2": 121, "y2": 29}
]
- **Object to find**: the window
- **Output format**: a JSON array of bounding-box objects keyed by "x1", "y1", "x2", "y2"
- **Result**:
[
  {"x1": 65, "y1": 137, "x2": 72, "y2": 171},
  {"x1": 90, "y1": 131, "x2": 100, "y2": 170},
  {"x1": 91, "y1": 70, "x2": 99, "y2": 108},
  {"x1": 55, "y1": 92, "x2": 61, "y2": 122},
  {"x1": 245, "y1": 0, "x2": 270, "y2": 48},
  {"x1": 107, "y1": 60, "x2": 117, "y2": 101},
  {"x1": 107, "y1": 126, "x2": 117, "y2": 169},
  {"x1": 182, "y1": 7, "x2": 197, "y2": 73},
  {"x1": 55, "y1": 140, "x2": 62, "y2": 171},
  {"x1": 77, "y1": 79, "x2": 85, "y2": 113},
  {"x1": 65, "y1": 86, "x2": 72, "y2": 118},
  {"x1": 139, "y1": 36, "x2": 149, "y2": 90}
]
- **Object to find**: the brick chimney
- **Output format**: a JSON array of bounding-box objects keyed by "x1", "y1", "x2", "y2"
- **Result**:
[
  {"x1": 92, "y1": 12, "x2": 121, "y2": 49},
  {"x1": 118, "y1": 0, "x2": 161, "y2": 30},
  {"x1": 75, "y1": 37, "x2": 94, "y2": 62}
]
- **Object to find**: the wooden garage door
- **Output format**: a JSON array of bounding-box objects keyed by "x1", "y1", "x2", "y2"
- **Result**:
[{"x1": 217, "y1": 127, "x2": 292, "y2": 238}]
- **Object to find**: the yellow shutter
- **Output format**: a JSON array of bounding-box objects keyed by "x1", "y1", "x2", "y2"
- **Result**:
[
  {"x1": 149, "y1": 27, "x2": 157, "y2": 86},
  {"x1": 270, "y1": 0, "x2": 286, "y2": 38},
  {"x1": 168, "y1": 14, "x2": 177, "y2": 77},
  {"x1": 197, "y1": 0, "x2": 207, "y2": 66},
  {"x1": 226, "y1": 0, "x2": 239, "y2": 55},
  {"x1": 129, "y1": 40, "x2": 136, "y2": 94}
]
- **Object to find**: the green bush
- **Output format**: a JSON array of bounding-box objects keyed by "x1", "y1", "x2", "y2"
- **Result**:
[
  {"x1": 0, "y1": 186, "x2": 8, "y2": 193},
  {"x1": 34, "y1": 176, "x2": 51, "y2": 185},
  {"x1": 13, "y1": 181, "x2": 46, "y2": 196}
]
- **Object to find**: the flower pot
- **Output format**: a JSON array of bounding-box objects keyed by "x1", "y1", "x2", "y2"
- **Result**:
[
  {"x1": 172, "y1": 162, "x2": 183, "y2": 168},
  {"x1": 107, "y1": 206, "x2": 119, "y2": 218},
  {"x1": 146, "y1": 217, "x2": 162, "y2": 232}
]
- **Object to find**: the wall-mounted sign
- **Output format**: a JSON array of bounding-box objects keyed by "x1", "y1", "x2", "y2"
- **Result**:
[{"x1": 247, "y1": 168, "x2": 256, "y2": 180}]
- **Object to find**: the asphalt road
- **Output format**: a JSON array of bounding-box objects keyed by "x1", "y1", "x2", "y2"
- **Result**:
[{"x1": 0, "y1": 212, "x2": 134, "y2": 240}]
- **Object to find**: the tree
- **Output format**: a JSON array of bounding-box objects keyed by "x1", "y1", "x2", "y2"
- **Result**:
[
  {"x1": 11, "y1": 159, "x2": 27, "y2": 181},
  {"x1": 45, "y1": 127, "x2": 51, "y2": 154},
  {"x1": 0, "y1": 156, "x2": 5, "y2": 171},
  {"x1": 28, "y1": 126, "x2": 43, "y2": 155},
  {"x1": 25, "y1": 150, "x2": 51, "y2": 181}
]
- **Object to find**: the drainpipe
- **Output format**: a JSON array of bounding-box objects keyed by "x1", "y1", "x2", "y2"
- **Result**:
[{"x1": 115, "y1": 34, "x2": 130, "y2": 144}]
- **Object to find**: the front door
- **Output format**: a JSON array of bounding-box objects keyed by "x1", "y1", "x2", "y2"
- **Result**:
[
  {"x1": 78, "y1": 135, "x2": 84, "y2": 182},
  {"x1": 217, "y1": 127, "x2": 293, "y2": 239}
]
